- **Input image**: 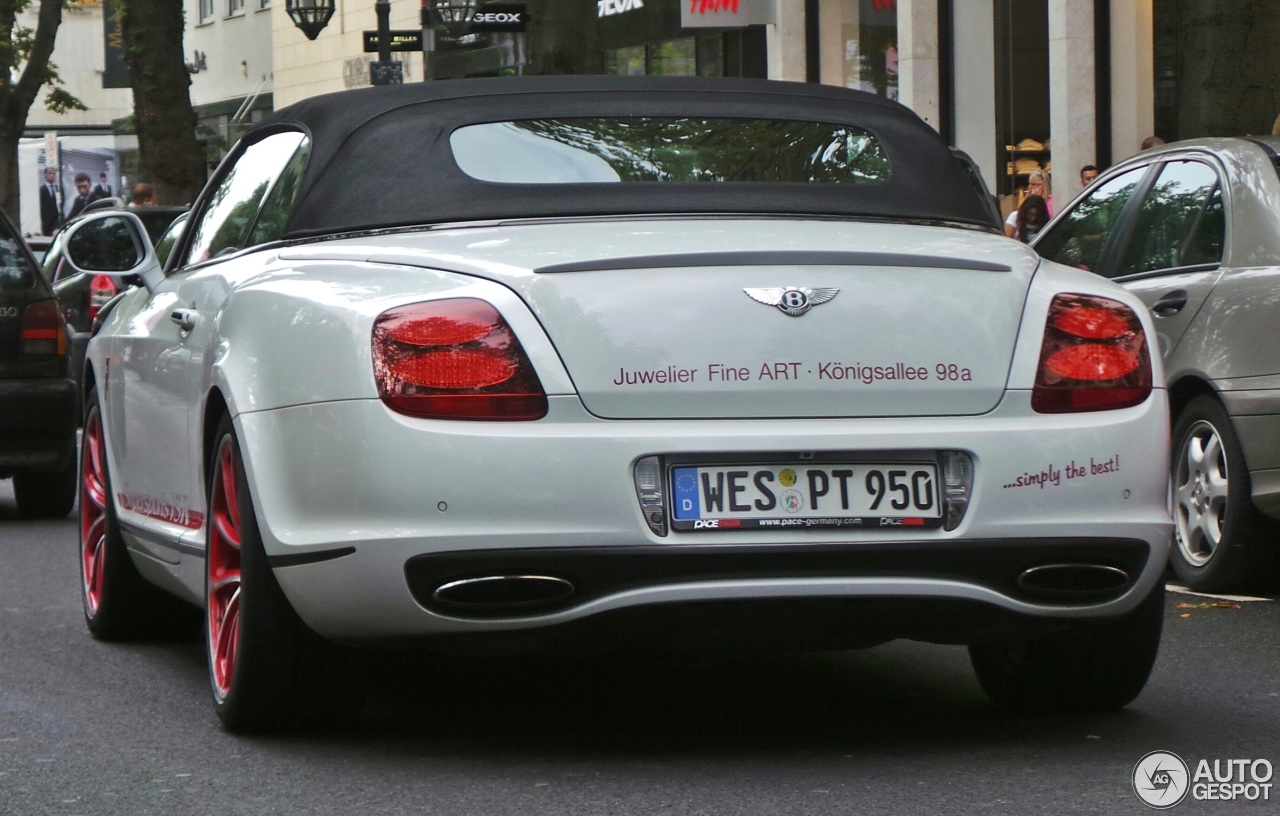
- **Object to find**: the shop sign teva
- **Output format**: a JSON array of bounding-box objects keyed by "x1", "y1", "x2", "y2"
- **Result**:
[{"x1": 598, "y1": 0, "x2": 644, "y2": 17}]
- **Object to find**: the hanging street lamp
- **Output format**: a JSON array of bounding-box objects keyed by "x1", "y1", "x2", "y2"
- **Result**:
[
  {"x1": 423, "y1": 0, "x2": 477, "y2": 38},
  {"x1": 285, "y1": 0, "x2": 337, "y2": 41}
]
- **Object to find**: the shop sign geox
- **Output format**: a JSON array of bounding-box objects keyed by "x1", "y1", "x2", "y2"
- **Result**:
[
  {"x1": 471, "y1": 3, "x2": 529, "y2": 31},
  {"x1": 681, "y1": 0, "x2": 776, "y2": 27}
]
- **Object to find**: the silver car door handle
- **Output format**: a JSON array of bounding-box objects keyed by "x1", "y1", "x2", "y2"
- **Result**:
[
  {"x1": 1151, "y1": 291, "x2": 1187, "y2": 317},
  {"x1": 170, "y1": 309, "x2": 198, "y2": 332}
]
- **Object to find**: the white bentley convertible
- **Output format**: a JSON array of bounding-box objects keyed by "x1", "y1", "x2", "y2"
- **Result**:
[{"x1": 64, "y1": 76, "x2": 1172, "y2": 732}]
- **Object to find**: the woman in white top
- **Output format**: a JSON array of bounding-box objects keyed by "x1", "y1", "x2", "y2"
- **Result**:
[
  {"x1": 1005, "y1": 170, "x2": 1052, "y2": 239},
  {"x1": 1007, "y1": 194, "x2": 1049, "y2": 243}
]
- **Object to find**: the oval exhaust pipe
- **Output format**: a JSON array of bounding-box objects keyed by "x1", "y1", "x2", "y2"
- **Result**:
[
  {"x1": 433, "y1": 575, "x2": 575, "y2": 609},
  {"x1": 1017, "y1": 563, "x2": 1130, "y2": 598}
]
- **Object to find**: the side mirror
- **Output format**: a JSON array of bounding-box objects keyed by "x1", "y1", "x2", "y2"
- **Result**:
[{"x1": 60, "y1": 210, "x2": 163, "y2": 293}]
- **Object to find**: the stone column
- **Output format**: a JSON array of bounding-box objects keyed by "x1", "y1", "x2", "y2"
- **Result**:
[
  {"x1": 952, "y1": 2, "x2": 998, "y2": 191},
  {"x1": 1048, "y1": 0, "x2": 1096, "y2": 206},
  {"x1": 898, "y1": 0, "x2": 940, "y2": 132},
  {"x1": 1110, "y1": 0, "x2": 1155, "y2": 163},
  {"x1": 768, "y1": 0, "x2": 808, "y2": 81}
]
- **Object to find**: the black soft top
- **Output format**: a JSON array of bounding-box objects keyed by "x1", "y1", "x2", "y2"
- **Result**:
[{"x1": 250, "y1": 75, "x2": 995, "y2": 238}]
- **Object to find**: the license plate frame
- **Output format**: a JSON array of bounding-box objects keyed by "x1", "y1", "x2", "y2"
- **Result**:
[{"x1": 669, "y1": 461, "x2": 943, "y2": 532}]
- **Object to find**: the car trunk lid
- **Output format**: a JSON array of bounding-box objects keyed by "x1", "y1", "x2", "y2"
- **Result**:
[{"x1": 335, "y1": 219, "x2": 1040, "y2": 419}]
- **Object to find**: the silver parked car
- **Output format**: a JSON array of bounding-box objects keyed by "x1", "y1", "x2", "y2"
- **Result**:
[{"x1": 1033, "y1": 136, "x2": 1280, "y2": 592}]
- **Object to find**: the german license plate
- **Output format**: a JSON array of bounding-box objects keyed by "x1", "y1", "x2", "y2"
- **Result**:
[{"x1": 670, "y1": 463, "x2": 942, "y2": 531}]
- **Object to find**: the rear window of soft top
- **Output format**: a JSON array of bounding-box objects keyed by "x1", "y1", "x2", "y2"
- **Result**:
[{"x1": 450, "y1": 117, "x2": 891, "y2": 185}]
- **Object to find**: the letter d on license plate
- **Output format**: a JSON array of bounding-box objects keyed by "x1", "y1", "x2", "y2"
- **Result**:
[{"x1": 670, "y1": 462, "x2": 942, "y2": 531}]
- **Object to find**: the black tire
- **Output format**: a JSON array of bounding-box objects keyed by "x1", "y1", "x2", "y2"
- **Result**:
[
  {"x1": 15, "y1": 452, "x2": 78, "y2": 519},
  {"x1": 1170, "y1": 395, "x2": 1279, "y2": 592},
  {"x1": 79, "y1": 388, "x2": 178, "y2": 640},
  {"x1": 206, "y1": 414, "x2": 360, "y2": 733},
  {"x1": 968, "y1": 582, "x2": 1164, "y2": 713}
]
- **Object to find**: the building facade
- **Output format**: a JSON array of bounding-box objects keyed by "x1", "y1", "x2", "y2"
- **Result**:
[
  {"x1": 266, "y1": 0, "x2": 1163, "y2": 217},
  {"x1": 23, "y1": 1, "x2": 1263, "y2": 235},
  {"x1": 17, "y1": 0, "x2": 276, "y2": 234},
  {"x1": 17, "y1": 0, "x2": 133, "y2": 235},
  {"x1": 186, "y1": 0, "x2": 278, "y2": 165}
]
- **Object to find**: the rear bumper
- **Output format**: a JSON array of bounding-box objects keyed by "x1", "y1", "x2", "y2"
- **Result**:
[
  {"x1": 273, "y1": 534, "x2": 1169, "y2": 647},
  {"x1": 239, "y1": 392, "x2": 1173, "y2": 644},
  {"x1": 0, "y1": 378, "x2": 78, "y2": 475},
  {"x1": 402, "y1": 538, "x2": 1154, "y2": 619},
  {"x1": 381, "y1": 594, "x2": 1158, "y2": 656}
]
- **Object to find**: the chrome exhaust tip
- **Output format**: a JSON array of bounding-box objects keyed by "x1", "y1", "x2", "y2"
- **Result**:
[
  {"x1": 1017, "y1": 563, "x2": 1130, "y2": 598},
  {"x1": 432, "y1": 575, "x2": 575, "y2": 610}
]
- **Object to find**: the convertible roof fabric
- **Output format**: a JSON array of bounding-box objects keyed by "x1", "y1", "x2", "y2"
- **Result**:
[{"x1": 246, "y1": 75, "x2": 997, "y2": 237}]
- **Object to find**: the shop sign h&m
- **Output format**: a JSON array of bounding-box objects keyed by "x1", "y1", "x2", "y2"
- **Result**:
[{"x1": 681, "y1": 0, "x2": 776, "y2": 27}]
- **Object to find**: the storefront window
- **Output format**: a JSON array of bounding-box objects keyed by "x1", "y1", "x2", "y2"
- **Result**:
[
  {"x1": 649, "y1": 38, "x2": 697, "y2": 76},
  {"x1": 429, "y1": 0, "x2": 762, "y2": 80},
  {"x1": 820, "y1": 0, "x2": 898, "y2": 99},
  {"x1": 604, "y1": 34, "x2": 737, "y2": 77},
  {"x1": 696, "y1": 35, "x2": 724, "y2": 77},
  {"x1": 605, "y1": 45, "x2": 646, "y2": 76}
]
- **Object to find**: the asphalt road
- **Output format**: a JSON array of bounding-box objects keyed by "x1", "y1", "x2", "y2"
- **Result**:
[{"x1": 2, "y1": 480, "x2": 1278, "y2": 816}]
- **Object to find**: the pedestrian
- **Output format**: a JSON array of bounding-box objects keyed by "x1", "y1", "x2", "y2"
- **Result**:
[
  {"x1": 94, "y1": 172, "x2": 113, "y2": 198},
  {"x1": 39, "y1": 167, "x2": 61, "y2": 235},
  {"x1": 1005, "y1": 170, "x2": 1051, "y2": 238},
  {"x1": 64, "y1": 173, "x2": 97, "y2": 220},
  {"x1": 1140, "y1": 135, "x2": 1165, "y2": 150},
  {"x1": 1006, "y1": 194, "x2": 1049, "y2": 244},
  {"x1": 128, "y1": 182, "x2": 157, "y2": 208},
  {"x1": 1079, "y1": 164, "x2": 1098, "y2": 188}
]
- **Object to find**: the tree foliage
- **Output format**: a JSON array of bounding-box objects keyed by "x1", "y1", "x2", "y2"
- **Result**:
[{"x1": 0, "y1": 0, "x2": 84, "y2": 221}]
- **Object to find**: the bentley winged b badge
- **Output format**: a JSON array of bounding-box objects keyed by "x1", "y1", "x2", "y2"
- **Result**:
[{"x1": 743, "y1": 287, "x2": 840, "y2": 317}]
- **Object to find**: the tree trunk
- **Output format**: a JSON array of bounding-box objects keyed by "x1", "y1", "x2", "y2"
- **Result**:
[
  {"x1": 1175, "y1": 0, "x2": 1280, "y2": 137},
  {"x1": 0, "y1": 0, "x2": 63, "y2": 223},
  {"x1": 116, "y1": 0, "x2": 206, "y2": 206},
  {"x1": 526, "y1": 0, "x2": 602, "y2": 75}
]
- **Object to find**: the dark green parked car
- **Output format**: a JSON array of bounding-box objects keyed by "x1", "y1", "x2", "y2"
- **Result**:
[{"x1": 0, "y1": 207, "x2": 77, "y2": 517}]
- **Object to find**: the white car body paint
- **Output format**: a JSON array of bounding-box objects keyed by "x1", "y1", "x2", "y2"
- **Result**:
[{"x1": 88, "y1": 217, "x2": 1172, "y2": 640}]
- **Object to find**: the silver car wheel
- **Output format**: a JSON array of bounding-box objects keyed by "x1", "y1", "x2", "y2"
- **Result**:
[{"x1": 1174, "y1": 419, "x2": 1229, "y2": 568}]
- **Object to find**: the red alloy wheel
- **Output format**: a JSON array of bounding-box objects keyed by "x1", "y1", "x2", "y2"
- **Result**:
[
  {"x1": 207, "y1": 438, "x2": 243, "y2": 700},
  {"x1": 79, "y1": 408, "x2": 108, "y2": 614}
]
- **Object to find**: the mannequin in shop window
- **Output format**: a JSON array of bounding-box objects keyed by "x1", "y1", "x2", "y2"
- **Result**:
[{"x1": 1007, "y1": 194, "x2": 1049, "y2": 244}]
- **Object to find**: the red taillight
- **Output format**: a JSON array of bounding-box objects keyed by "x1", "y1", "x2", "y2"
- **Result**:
[
  {"x1": 372, "y1": 298, "x2": 548, "y2": 421},
  {"x1": 395, "y1": 350, "x2": 517, "y2": 389},
  {"x1": 88, "y1": 275, "x2": 118, "y2": 321},
  {"x1": 1031, "y1": 293, "x2": 1152, "y2": 413},
  {"x1": 1049, "y1": 306, "x2": 1132, "y2": 340},
  {"x1": 21, "y1": 299, "x2": 68, "y2": 357}
]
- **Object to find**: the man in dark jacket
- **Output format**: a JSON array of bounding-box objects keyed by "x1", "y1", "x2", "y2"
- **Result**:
[
  {"x1": 94, "y1": 172, "x2": 113, "y2": 198},
  {"x1": 39, "y1": 167, "x2": 61, "y2": 235},
  {"x1": 64, "y1": 173, "x2": 104, "y2": 221}
]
